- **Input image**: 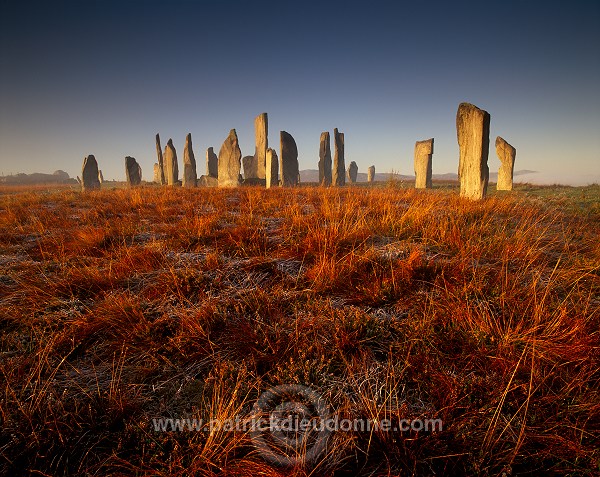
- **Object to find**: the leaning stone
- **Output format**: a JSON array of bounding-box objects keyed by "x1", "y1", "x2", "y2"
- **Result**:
[
  {"x1": 165, "y1": 139, "x2": 179, "y2": 186},
  {"x1": 182, "y1": 133, "x2": 197, "y2": 188},
  {"x1": 266, "y1": 148, "x2": 279, "y2": 188},
  {"x1": 280, "y1": 131, "x2": 299, "y2": 187},
  {"x1": 125, "y1": 156, "x2": 142, "y2": 186},
  {"x1": 319, "y1": 132, "x2": 332, "y2": 186},
  {"x1": 98, "y1": 170, "x2": 104, "y2": 184},
  {"x1": 414, "y1": 138, "x2": 434, "y2": 189},
  {"x1": 333, "y1": 128, "x2": 345, "y2": 186},
  {"x1": 495, "y1": 136, "x2": 516, "y2": 191},
  {"x1": 198, "y1": 175, "x2": 218, "y2": 187},
  {"x1": 457, "y1": 102, "x2": 490, "y2": 200},
  {"x1": 81, "y1": 155, "x2": 101, "y2": 191},
  {"x1": 254, "y1": 112, "x2": 268, "y2": 179},
  {"x1": 347, "y1": 161, "x2": 358, "y2": 183},
  {"x1": 368, "y1": 165, "x2": 375, "y2": 183},
  {"x1": 156, "y1": 133, "x2": 165, "y2": 185},
  {"x1": 206, "y1": 147, "x2": 218, "y2": 178},
  {"x1": 218, "y1": 129, "x2": 242, "y2": 188}
]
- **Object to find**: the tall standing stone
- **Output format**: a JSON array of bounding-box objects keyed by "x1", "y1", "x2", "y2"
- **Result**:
[
  {"x1": 319, "y1": 132, "x2": 332, "y2": 186},
  {"x1": 457, "y1": 102, "x2": 490, "y2": 200},
  {"x1": 347, "y1": 161, "x2": 358, "y2": 183},
  {"x1": 414, "y1": 138, "x2": 434, "y2": 189},
  {"x1": 206, "y1": 147, "x2": 218, "y2": 178},
  {"x1": 266, "y1": 148, "x2": 279, "y2": 188},
  {"x1": 182, "y1": 133, "x2": 197, "y2": 188},
  {"x1": 218, "y1": 129, "x2": 242, "y2": 188},
  {"x1": 125, "y1": 156, "x2": 142, "y2": 186},
  {"x1": 242, "y1": 155, "x2": 257, "y2": 179},
  {"x1": 368, "y1": 165, "x2": 375, "y2": 183},
  {"x1": 254, "y1": 112, "x2": 268, "y2": 179},
  {"x1": 165, "y1": 139, "x2": 179, "y2": 186},
  {"x1": 155, "y1": 133, "x2": 165, "y2": 185},
  {"x1": 333, "y1": 128, "x2": 345, "y2": 187},
  {"x1": 495, "y1": 136, "x2": 516, "y2": 191},
  {"x1": 280, "y1": 131, "x2": 299, "y2": 187},
  {"x1": 81, "y1": 155, "x2": 101, "y2": 191}
]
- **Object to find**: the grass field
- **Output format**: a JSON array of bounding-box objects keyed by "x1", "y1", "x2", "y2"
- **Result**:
[{"x1": 0, "y1": 183, "x2": 598, "y2": 476}]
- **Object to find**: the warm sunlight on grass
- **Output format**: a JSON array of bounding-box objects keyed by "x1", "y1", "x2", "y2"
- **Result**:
[{"x1": 0, "y1": 184, "x2": 598, "y2": 475}]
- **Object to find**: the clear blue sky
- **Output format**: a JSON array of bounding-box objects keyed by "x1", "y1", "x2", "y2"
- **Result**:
[{"x1": 1, "y1": 0, "x2": 599, "y2": 184}]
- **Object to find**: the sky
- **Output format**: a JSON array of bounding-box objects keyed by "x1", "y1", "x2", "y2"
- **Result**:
[{"x1": 1, "y1": 0, "x2": 599, "y2": 184}]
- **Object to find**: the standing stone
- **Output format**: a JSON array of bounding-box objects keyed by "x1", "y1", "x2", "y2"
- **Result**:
[
  {"x1": 182, "y1": 133, "x2": 197, "y2": 188},
  {"x1": 414, "y1": 138, "x2": 434, "y2": 189},
  {"x1": 218, "y1": 129, "x2": 242, "y2": 188},
  {"x1": 254, "y1": 112, "x2": 268, "y2": 179},
  {"x1": 81, "y1": 155, "x2": 101, "y2": 191},
  {"x1": 333, "y1": 128, "x2": 345, "y2": 186},
  {"x1": 153, "y1": 163, "x2": 161, "y2": 183},
  {"x1": 368, "y1": 165, "x2": 375, "y2": 183},
  {"x1": 165, "y1": 139, "x2": 179, "y2": 186},
  {"x1": 98, "y1": 170, "x2": 104, "y2": 184},
  {"x1": 347, "y1": 161, "x2": 358, "y2": 183},
  {"x1": 319, "y1": 132, "x2": 332, "y2": 186},
  {"x1": 242, "y1": 155, "x2": 257, "y2": 179},
  {"x1": 280, "y1": 131, "x2": 299, "y2": 187},
  {"x1": 495, "y1": 137, "x2": 516, "y2": 191},
  {"x1": 266, "y1": 148, "x2": 279, "y2": 188},
  {"x1": 125, "y1": 156, "x2": 142, "y2": 186},
  {"x1": 155, "y1": 134, "x2": 165, "y2": 185},
  {"x1": 206, "y1": 147, "x2": 218, "y2": 178},
  {"x1": 457, "y1": 102, "x2": 490, "y2": 200}
]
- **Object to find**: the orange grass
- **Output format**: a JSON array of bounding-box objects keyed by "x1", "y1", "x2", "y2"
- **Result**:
[{"x1": 0, "y1": 184, "x2": 598, "y2": 476}]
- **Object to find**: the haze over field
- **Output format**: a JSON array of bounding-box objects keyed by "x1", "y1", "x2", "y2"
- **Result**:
[{"x1": 0, "y1": 0, "x2": 599, "y2": 184}]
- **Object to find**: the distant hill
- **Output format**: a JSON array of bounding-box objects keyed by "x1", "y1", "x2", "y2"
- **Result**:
[
  {"x1": 299, "y1": 169, "x2": 538, "y2": 183},
  {"x1": 0, "y1": 170, "x2": 77, "y2": 185}
]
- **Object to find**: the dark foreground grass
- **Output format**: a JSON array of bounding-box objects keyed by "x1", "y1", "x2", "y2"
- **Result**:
[{"x1": 0, "y1": 184, "x2": 598, "y2": 476}]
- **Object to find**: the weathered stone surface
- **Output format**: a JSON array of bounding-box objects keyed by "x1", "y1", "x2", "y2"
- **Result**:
[
  {"x1": 165, "y1": 139, "x2": 179, "y2": 186},
  {"x1": 457, "y1": 102, "x2": 490, "y2": 200},
  {"x1": 414, "y1": 138, "x2": 434, "y2": 189},
  {"x1": 206, "y1": 147, "x2": 218, "y2": 178},
  {"x1": 242, "y1": 155, "x2": 257, "y2": 180},
  {"x1": 319, "y1": 132, "x2": 332, "y2": 186},
  {"x1": 495, "y1": 136, "x2": 516, "y2": 191},
  {"x1": 198, "y1": 175, "x2": 218, "y2": 187},
  {"x1": 153, "y1": 163, "x2": 160, "y2": 183},
  {"x1": 218, "y1": 129, "x2": 242, "y2": 188},
  {"x1": 254, "y1": 112, "x2": 268, "y2": 179},
  {"x1": 279, "y1": 131, "x2": 299, "y2": 187},
  {"x1": 81, "y1": 155, "x2": 100, "y2": 191},
  {"x1": 98, "y1": 170, "x2": 104, "y2": 184},
  {"x1": 242, "y1": 178, "x2": 266, "y2": 186},
  {"x1": 347, "y1": 161, "x2": 358, "y2": 183},
  {"x1": 155, "y1": 133, "x2": 165, "y2": 185},
  {"x1": 266, "y1": 148, "x2": 279, "y2": 188},
  {"x1": 368, "y1": 165, "x2": 375, "y2": 183},
  {"x1": 333, "y1": 128, "x2": 345, "y2": 186},
  {"x1": 182, "y1": 133, "x2": 197, "y2": 188},
  {"x1": 125, "y1": 156, "x2": 142, "y2": 186}
]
